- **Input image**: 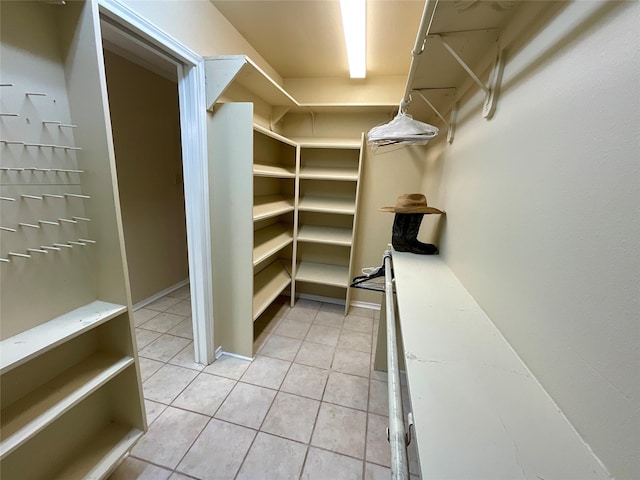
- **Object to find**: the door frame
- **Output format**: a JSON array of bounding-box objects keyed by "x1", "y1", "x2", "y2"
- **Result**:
[{"x1": 98, "y1": 0, "x2": 215, "y2": 364}]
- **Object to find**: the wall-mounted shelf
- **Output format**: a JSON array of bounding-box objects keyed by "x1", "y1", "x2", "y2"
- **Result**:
[
  {"x1": 253, "y1": 195, "x2": 295, "y2": 221},
  {"x1": 253, "y1": 224, "x2": 294, "y2": 266},
  {"x1": 297, "y1": 225, "x2": 352, "y2": 246},
  {"x1": 295, "y1": 261, "x2": 350, "y2": 288},
  {"x1": 402, "y1": 1, "x2": 534, "y2": 141},
  {"x1": 253, "y1": 261, "x2": 291, "y2": 321},
  {"x1": 299, "y1": 166, "x2": 358, "y2": 181},
  {"x1": 298, "y1": 195, "x2": 356, "y2": 215}
]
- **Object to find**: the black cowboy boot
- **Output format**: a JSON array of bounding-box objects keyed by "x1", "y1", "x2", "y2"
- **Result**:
[{"x1": 391, "y1": 213, "x2": 438, "y2": 255}]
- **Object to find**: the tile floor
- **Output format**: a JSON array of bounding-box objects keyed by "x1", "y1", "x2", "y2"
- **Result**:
[{"x1": 109, "y1": 286, "x2": 421, "y2": 480}]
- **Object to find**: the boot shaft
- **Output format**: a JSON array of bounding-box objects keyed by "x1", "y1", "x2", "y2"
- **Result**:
[{"x1": 391, "y1": 213, "x2": 438, "y2": 255}]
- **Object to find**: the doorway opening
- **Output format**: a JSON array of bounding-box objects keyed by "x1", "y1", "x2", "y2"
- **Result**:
[{"x1": 97, "y1": 4, "x2": 214, "y2": 364}]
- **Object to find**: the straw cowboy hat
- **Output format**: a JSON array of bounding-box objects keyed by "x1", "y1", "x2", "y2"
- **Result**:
[{"x1": 379, "y1": 193, "x2": 444, "y2": 215}]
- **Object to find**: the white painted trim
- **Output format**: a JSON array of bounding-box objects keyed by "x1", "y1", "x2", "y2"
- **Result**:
[
  {"x1": 133, "y1": 278, "x2": 189, "y2": 311},
  {"x1": 97, "y1": 0, "x2": 215, "y2": 365},
  {"x1": 218, "y1": 351, "x2": 254, "y2": 362},
  {"x1": 350, "y1": 300, "x2": 381, "y2": 311},
  {"x1": 294, "y1": 292, "x2": 346, "y2": 306}
]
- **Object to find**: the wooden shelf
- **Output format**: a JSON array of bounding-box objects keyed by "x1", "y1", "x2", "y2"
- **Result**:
[
  {"x1": 204, "y1": 56, "x2": 298, "y2": 109},
  {"x1": 298, "y1": 195, "x2": 355, "y2": 215},
  {"x1": 0, "y1": 353, "x2": 134, "y2": 459},
  {"x1": 253, "y1": 261, "x2": 291, "y2": 320},
  {"x1": 0, "y1": 301, "x2": 127, "y2": 375},
  {"x1": 253, "y1": 224, "x2": 294, "y2": 266},
  {"x1": 295, "y1": 261, "x2": 350, "y2": 288},
  {"x1": 292, "y1": 137, "x2": 362, "y2": 149},
  {"x1": 253, "y1": 195, "x2": 295, "y2": 221},
  {"x1": 297, "y1": 225, "x2": 352, "y2": 246},
  {"x1": 254, "y1": 163, "x2": 296, "y2": 178},
  {"x1": 52, "y1": 424, "x2": 144, "y2": 480},
  {"x1": 299, "y1": 166, "x2": 358, "y2": 181}
]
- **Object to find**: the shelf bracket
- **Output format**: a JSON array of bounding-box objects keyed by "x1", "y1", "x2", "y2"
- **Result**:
[
  {"x1": 434, "y1": 34, "x2": 504, "y2": 119},
  {"x1": 270, "y1": 106, "x2": 290, "y2": 130},
  {"x1": 412, "y1": 89, "x2": 457, "y2": 144}
]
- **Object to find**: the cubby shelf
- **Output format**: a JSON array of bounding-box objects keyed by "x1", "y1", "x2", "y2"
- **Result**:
[
  {"x1": 298, "y1": 195, "x2": 356, "y2": 215},
  {"x1": 52, "y1": 424, "x2": 144, "y2": 480},
  {"x1": 299, "y1": 166, "x2": 358, "y2": 181},
  {"x1": 253, "y1": 195, "x2": 295, "y2": 221},
  {"x1": 253, "y1": 261, "x2": 292, "y2": 321},
  {"x1": 0, "y1": 353, "x2": 134, "y2": 459},
  {"x1": 297, "y1": 225, "x2": 352, "y2": 246},
  {"x1": 0, "y1": 301, "x2": 127, "y2": 375},
  {"x1": 253, "y1": 163, "x2": 296, "y2": 178},
  {"x1": 295, "y1": 261, "x2": 350, "y2": 288},
  {"x1": 253, "y1": 224, "x2": 294, "y2": 266}
]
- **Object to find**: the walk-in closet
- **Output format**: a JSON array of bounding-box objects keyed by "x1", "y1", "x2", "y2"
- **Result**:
[{"x1": 1, "y1": 1, "x2": 637, "y2": 479}]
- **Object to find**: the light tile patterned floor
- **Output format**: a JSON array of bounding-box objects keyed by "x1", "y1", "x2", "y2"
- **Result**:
[{"x1": 109, "y1": 288, "x2": 420, "y2": 480}]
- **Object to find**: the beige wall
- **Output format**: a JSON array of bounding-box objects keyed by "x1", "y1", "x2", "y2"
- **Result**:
[
  {"x1": 104, "y1": 51, "x2": 188, "y2": 304},
  {"x1": 420, "y1": 2, "x2": 639, "y2": 478},
  {"x1": 120, "y1": 0, "x2": 282, "y2": 84}
]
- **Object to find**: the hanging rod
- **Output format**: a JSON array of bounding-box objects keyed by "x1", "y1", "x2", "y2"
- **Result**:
[{"x1": 402, "y1": 0, "x2": 438, "y2": 112}]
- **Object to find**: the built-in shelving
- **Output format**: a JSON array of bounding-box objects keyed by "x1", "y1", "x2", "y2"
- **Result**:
[
  {"x1": 295, "y1": 261, "x2": 350, "y2": 288},
  {"x1": 0, "y1": 301, "x2": 126, "y2": 374},
  {"x1": 254, "y1": 164, "x2": 296, "y2": 178},
  {"x1": 253, "y1": 195, "x2": 295, "y2": 221},
  {"x1": 253, "y1": 224, "x2": 294, "y2": 266},
  {"x1": 52, "y1": 424, "x2": 144, "y2": 480},
  {"x1": 253, "y1": 261, "x2": 292, "y2": 321},
  {"x1": 298, "y1": 195, "x2": 356, "y2": 215},
  {"x1": 299, "y1": 166, "x2": 358, "y2": 181},
  {"x1": 297, "y1": 225, "x2": 352, "y2": 246},
  {"x1": 0, "y1": 4, "x2": 145, "y2": 477},
  {"x1": 0, "y1": 353, "x2": 133, "y2": 458}
]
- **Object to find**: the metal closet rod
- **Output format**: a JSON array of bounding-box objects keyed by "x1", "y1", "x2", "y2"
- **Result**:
[{"x1": 402, "y1": 0, "x2": 438, "y2": 111}]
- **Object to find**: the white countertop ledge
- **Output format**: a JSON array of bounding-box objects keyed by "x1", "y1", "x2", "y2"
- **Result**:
[{"x1": 391, "y1": 251, "x2": 610, "y2": 480}]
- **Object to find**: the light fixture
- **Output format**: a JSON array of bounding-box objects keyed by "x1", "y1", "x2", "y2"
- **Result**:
[{"x1": 339, "y1": 0, "x2": 366, "y2": 79}]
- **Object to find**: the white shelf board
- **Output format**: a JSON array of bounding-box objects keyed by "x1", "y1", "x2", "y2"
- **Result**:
[
  {"x1": 388, "y1": 251, "x2": 609, "y2": 479},
  {"x1": 253, "y1": 261, "x2": 291, "y2": 320},
  {"x1": 0, "y1": 354, "x2": 134, "y2": 459},
  {"x1": 52, "y1": 424, "x2": 144, "y2": 480},
  {"x1": 0, "y1": 301, "x2": 127, "y2": 375},
  {"x1": 297, "y1": 225, "x2": 352, "y2": 246},
  {"x1": 298, "y1": 195, "x2": 356, "y2": 215},
  {"x1": 253, "y1": 195, "x2": 295, "y2": 221},
  {"x1": 254, "y1": 123, "x2": 298, "y2": 147},
  {"x1": 292, "y1": 137, "x2": 362, "y2": 149},
  {"x1": 253, "y1": 224, "x2": 294, "y2": 266},
  {"x1": 253, "y1": 163, "x2": 296, "y2": 178},
  {"x1": 204, "y1": 55, "x2": 298, "y2": 109},
  {"x1": 295, "y1": 261, "x2": 350, "y2": 288},
  {"x1": 299, "y1": 166, "x2": 358, "y2": 181}
]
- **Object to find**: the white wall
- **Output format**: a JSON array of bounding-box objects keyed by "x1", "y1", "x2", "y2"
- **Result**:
[
  {"x1": 421, "y1": 2, "x2": 639, "y2": 478},
  {"x1": 104, "y1": 51, "x2": 188, "y2": 304}
]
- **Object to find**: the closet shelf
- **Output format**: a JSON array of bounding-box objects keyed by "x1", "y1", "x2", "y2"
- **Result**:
[
  {"x1": 204, "y1": 56, "x2": 298, "y2": 110},
  {"x1": 0, "y1": 353, "x2": 134, "y2": 459},
  {"x1": 297, "y1": 225, "x2": 352, "y2": 246},
  {"x1": 52, "y1": 424, "x2": 144, "y2": 480},
  {"x1": 253, "y1": 261, "x2": 291, "y2": 321},
  {"x1": 295, "y1": 261, "x2": 350, "y2": 288},
  {"x1": 292, "y1": 137, "x2": 362, "y2": 149},
  {"x1": 253, "y1": 224, "x2": 294, "y2": 266},
  {"x1": 299, "y1": 166, "x2": 358, "y2": 181},
  {"x1": 298, "y1": 195, "x2": 356, "y2": 215},
  {"x1": 253, "y1": 195, "x2": 295, "y2": 221},
  {"x1": 253, "y1": 163, "x2": 296, "y2": 178},
  {"x1": 0, "y1": 301, "x2": 127, "y2": 375}
]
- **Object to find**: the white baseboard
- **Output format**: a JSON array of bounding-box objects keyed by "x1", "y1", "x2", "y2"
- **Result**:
[
  {"x1": 350, "y1": 300, "x2": 381, "y2": 311},
  {"x1": 133, "y1": 278, "x2": 190, "y2": 311},
  {"x1": 218, "y1": 350, "x2": 253, "y2": 362}
]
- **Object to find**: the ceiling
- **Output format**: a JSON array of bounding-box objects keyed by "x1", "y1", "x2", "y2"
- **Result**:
[{"x1": 210, "y1": 0, "x2": 426, "y2": 80}]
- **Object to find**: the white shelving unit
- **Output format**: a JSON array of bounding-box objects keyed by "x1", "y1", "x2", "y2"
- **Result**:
[
  {"x1": 0, "y1": 2, "x2": 145, "y2": 477},
  {"x1": 205, "y1": 56, "x2": 366, "y2": 353},
  {"x1": 294, "y1": 139, "x2": 364, "y2": 312}
]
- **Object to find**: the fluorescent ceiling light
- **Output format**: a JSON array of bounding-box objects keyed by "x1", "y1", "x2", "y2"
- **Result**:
[{"x1": 340, "y1": 0, "x2": 366, "y2": 79}]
